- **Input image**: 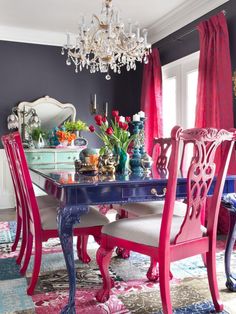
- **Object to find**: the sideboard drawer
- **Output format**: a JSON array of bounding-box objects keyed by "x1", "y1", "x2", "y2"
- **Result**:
[
  {"x1": 56, "y1": 152, "x2": 79, "y2": 163},
  {"x1": 122, "y1": 185, "x2": 167, "y2": 199},
  {"x1": 25, "y1": 152, "x2": 55, "y2": 165}
]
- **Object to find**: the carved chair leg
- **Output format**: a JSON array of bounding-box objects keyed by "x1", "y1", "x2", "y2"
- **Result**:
[
  {"x1": 225, "y1": 211, "x2": 236, "y2": 291},
  {"x1": 77, "y1": 235, "x2": 91, "y2": 263},
  {"x1": 206, "y1": 244, "x2": 224, "y2": 312},
  {"x1": 94, "y1": 235, "x2": 101, "y2": 246},
  {"x1": 147, "y1": 258, "x2": 159, "y2": 281},
  {"x1": 96, "y1": 242, "x2": 115, "y2": 303},
  {"x1": 116, "y1": 247, "x2": 130, "y2": 259},
  {"x1": 27, "y1": 238, "x2": 42, "y2": 295},
  {"x1": 115, "y1": 209, "x2": 131, "y2": 259},
  {"x1": 159, "y1": 258, "x2": 173, "y2": 314},
  {"x1": 201, "y1": 253, "x2": 207, "y2": 267},
  {"x1": 147, "y1": 258, "x2": 173, "y2": 282}
]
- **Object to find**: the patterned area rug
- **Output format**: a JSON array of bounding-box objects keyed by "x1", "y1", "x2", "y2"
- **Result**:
[
  {"x1": 0, "y1": 221, "x2": 16, "y2": 244},
  {"x1": 0, "y1": 222, "x2": 235, "y2": 314}
]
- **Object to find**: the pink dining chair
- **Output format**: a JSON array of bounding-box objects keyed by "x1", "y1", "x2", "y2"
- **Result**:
[
  {"x1": 2, "y1": 134, "x2": 58, "y2": 266},
  {"x1": 2, "y1": 132, "x2": 110, "y2": 295},
  {"x1": 95, "y1": 126, "x2": 236, "y2": 314},
  {"x1": 116, "y1": 137, "x2": 188, "y2": 280}
]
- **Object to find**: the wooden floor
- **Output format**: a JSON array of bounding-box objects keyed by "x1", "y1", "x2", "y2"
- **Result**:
[{"x1": 0, "y1": 207, "x2": 16, "y2": 222}]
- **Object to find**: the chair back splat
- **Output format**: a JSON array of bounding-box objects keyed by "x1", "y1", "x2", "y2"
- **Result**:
[
  {"x1": 160, "y1": 127, "x2": 236, "y2": 248},
  {"x1": 152, "y1": 137, "x2": 172, "y2": 178}
]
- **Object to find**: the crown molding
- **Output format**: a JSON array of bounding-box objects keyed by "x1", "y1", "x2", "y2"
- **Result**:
[
  {"x1": 0, "y1": 0, "x2": 229, "y2": 47},
  {"x1": 148, "y1": 0, "x2": 229, "y2": 44},
  {"x1": 0, "y1": 25, "x2": 67, "y2": 47}
]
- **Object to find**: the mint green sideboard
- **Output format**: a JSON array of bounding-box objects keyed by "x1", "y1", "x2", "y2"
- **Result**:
[{"x1": 25, "y1": 148, "x2": 82, "y2": 169}]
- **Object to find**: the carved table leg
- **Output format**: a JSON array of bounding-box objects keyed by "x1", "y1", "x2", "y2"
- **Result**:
[
  {"x1": 57, "y1": 205, "x2": 89, "y2": 314},
  {"x1": 225, "y1": 211, "x2": 236, "y2": 292}
]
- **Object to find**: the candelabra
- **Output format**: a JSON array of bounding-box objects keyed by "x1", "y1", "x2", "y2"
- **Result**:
[
  {"x1": 130, "y1": 121, "x2": 143, "y2": 175},
  {"x1": 7, "y1": 106, "x2": 40, "y2": 148}
]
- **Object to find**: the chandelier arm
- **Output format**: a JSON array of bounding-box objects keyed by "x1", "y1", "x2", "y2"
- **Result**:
[{"x1": 93, "y1": 14, "x2": 100, "y2": 25}]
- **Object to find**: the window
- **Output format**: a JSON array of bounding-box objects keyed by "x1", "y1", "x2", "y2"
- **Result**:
[{"x1": 162, "y1": 52, "x2": 199, "y2": 137}]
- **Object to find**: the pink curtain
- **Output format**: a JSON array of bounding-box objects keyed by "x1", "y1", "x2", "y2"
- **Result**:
[
  {"x1": 195, "y1": 12, "x2": 236, "y2": 174},
  {"x1": 195, "y1": 12, "x2": 236, "y2": 228},
  {"x1": 141, "y1": 48, "x2": 163, "y2": 157}
]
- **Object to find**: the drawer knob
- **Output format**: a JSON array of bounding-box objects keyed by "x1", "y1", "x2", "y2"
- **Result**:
[
  {"x1": 37, "y1": 156, "x2": 41, "y2": 160},
  {"x1": 68, "y1": 156, "x2": 71, "y2": 159},
  {"x1": 151, "y1": 187, "x2": 167, "y2": 197}
]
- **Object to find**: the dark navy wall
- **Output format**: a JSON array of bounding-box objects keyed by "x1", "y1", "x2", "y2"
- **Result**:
[
  {"x1": 0, "y1": 40, "x2": 145, "y2": 148},
  {"x1": 0, "y1": 40, "x2": 117, "y2": 147}
]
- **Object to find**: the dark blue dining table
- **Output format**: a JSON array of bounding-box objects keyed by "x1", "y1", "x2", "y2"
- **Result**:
[{"x1": 29, "y1": 165, "x2": 236, "y2": 314}]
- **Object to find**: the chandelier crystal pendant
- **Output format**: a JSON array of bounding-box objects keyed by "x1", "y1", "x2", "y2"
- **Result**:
[{"x1": 61, "y1": 0, "x2": 151, "y2": 80}]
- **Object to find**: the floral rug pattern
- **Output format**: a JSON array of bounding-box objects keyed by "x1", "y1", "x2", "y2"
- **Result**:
[{"x1": 0, "y1": 221, "x2": 235, "y2": 313}]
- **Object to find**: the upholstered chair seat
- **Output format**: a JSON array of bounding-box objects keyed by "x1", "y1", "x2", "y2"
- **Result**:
[
  {"x1": 40, "y1": 205, "x2": 109, "y2": 230},
  {"x1": 103, "y1": 212, "x2": 206, "y2": 247},
  {"x1": 102, "y1": 214, "x2": 184, "y2": 247}
]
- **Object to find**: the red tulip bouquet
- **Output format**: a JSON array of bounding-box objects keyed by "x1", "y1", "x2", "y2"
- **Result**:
[{"x1": 89, "y1": 110, "x2": 135, "y2": 173}]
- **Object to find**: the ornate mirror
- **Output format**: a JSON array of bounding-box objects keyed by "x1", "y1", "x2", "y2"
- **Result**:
[
  {"x1": 18, "y1": 96, "x2": 76, "y2": 131},
  {"x1": 8, "y1": 96, "x2": 77, "y2": 147}
]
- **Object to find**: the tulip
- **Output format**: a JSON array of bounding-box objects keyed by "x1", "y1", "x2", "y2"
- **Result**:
[
  {"x1": 106, "y1": 127, "x2": 114, "y2": 135},
  {"x1": 89, "y1": 125, "x2": 95, "y2": 132},
  {"x1": 122, "y1": 123, "x2": 129, "y2": 131},
  {"x1": 112, "y1": 110, "x2": 119, "y2": 117},
  {"x1": 115, "y1": 116, "x2": 120, "y2": 123},
  {"x1": 125, "y1": 116, "x2": 131, "y2": 123},
  {"x1": 118, "y1": 121, "x2": 123, "y2": 128},
  {"x1": 94, "y1": 114, "x2": 103, "y2": 126}
]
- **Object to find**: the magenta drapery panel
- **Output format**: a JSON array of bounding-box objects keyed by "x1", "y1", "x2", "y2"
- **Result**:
[
  {"x1": 141, "y1": 48, "x2": 163, "y2": 157},
  {"x1": 195, "y1": 12, "x2": 236, "y2": 174},
  {"x1": 195, "y1": 12, "x2": 233, "y2": 129},
  {"x1": 195, "y1": 12, "x2": 236, "y2": 229}
]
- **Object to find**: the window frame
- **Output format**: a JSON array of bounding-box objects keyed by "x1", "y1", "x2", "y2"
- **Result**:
[{"x1": 162, "y1": 51, "x2": 200, "y2": 131}]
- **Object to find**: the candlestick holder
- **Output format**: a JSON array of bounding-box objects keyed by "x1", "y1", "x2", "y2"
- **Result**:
[
  {"x1": 130, "y1": 121, "x2": 143, "y2": 175},
  {"x1": 139, "y1": 117, "x2": 146, "y2": 156},
  {"x1": 139, "y1": 117, "x2": 153, "y2": 174},
  {"x1": 91, "y1": 94, "x2": 98, "y2": 115}
]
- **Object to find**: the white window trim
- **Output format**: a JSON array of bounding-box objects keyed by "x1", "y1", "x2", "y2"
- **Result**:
[{"x1": 162, "y1": 51, "x2": 200, "y2": 129}]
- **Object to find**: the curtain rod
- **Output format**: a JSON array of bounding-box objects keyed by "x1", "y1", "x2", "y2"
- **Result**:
[{"x1": 156, "y1": 9, "x2": 227, "y2": 48}]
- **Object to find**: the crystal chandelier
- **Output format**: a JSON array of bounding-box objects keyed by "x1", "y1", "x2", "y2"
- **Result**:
[{"x1": 61, "y1": 0, "x2": 151, "y2": 80}]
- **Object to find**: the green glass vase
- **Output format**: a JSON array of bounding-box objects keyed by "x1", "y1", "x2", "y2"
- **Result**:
[{"x1": 115, "y1": 147, "x2": 130, "y2": 175}]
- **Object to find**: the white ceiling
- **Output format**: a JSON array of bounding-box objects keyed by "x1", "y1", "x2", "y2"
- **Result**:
[{"x1": 0, "y1": 0, "x2": 229, "y2": 46}]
